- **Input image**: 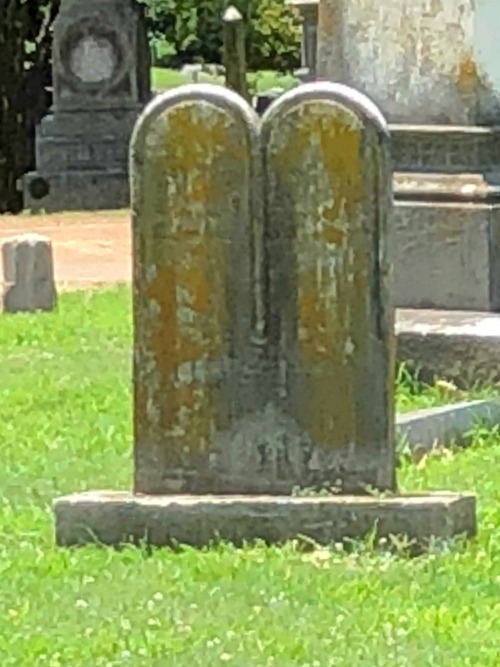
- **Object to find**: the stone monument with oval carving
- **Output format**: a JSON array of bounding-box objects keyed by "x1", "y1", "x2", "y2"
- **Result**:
[{"x1": 22, "y1": 0, "x2": 151, "y2": 212}]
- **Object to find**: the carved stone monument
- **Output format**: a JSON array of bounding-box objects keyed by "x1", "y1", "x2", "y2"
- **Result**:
[
  {"x1": 22, "y1": 0, "x2": 151, "y2": 213},
  {"x1": 53, "y1": 83, "x2": 476, "y2": 550}
]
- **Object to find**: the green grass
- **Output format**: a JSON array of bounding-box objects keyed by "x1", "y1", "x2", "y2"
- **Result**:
[
  {"x1": 151, "y1": 66, "x2": 298, "y2": 94},
  {"x1": 1, "y1": 287, "x2": 500, "y2": 665}
]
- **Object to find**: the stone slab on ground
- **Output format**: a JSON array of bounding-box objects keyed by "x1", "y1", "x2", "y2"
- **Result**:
[
  {"x1": 54, "y1": 491, "x2": 476, "y2": 549},
  {"x1": 397, "y1": 309, "x2": 500, "y2": 386},
  {"x1": 396, "y1": 400, "x2": 500, "y2": 452}
]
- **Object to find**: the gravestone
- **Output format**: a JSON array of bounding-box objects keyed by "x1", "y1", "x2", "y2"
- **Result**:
[
  {"x1": 54, "y1": 83, "x2": 476, "y2": 549},
  {"x1": 22, "y1": 0, "x2": 151, "y2": 213},
  {"x1": 132, "y1": 82, "x2": 393, "y2": 495},
  {"x1": 2, "y1": 234, "x2": 57, "y2": 313}
]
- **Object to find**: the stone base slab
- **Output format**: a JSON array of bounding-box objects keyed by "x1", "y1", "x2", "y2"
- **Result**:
[
  {"x1": 397, "y1": 308, "x2": 500, "y2": 386},
  {"x1": 54, "y1": 490, "x2": 476, "y2": 549}
]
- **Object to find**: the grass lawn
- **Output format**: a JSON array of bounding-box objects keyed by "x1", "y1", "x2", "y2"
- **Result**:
[
  {"x1": 1, "y1": 287, "x2": 500, "y2": 665},
  {"x1": 151, "y1": 66, "x2": 298, "y2": 94}
]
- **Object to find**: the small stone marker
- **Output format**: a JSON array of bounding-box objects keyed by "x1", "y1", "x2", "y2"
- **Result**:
[
  {"x1": 2, "y1": 234, "x2": 57, "y2": 313},
  {"x1": 261, "y1": 83, "x2": 395, "y2": 493}
]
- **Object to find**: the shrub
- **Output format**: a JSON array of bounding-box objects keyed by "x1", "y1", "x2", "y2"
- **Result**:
[{"x1": 141, "y1": 0, "x2": 301, "y2": 72}]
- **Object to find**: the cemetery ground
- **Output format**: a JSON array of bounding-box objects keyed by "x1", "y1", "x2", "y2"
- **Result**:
[{"x1": 1, "y1": 214, "x2": 500, "y2": 663}]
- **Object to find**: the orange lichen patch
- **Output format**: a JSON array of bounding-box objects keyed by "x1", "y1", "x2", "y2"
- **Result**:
[
  {"x1": 295, "y1": 367, "x2": 356, "y2": 448},
  {"x1": 295, "y1": 262, "x2": 358, "y2": 447},
  {"x1": 137, "y1": 234, "x2": 228, "y2": 461},
  {"x1": 270, "y1": 103, "x2": 366, "y2": 448},
  {"x1": 164, "y1": 103, "x2": 245, "y2": 167},
  {"x1": 456, "y1": 52, "x2": 480, "y2": 93},
  {"x1": 319, "y1": 225, "x2": 346, "y2": 246}
]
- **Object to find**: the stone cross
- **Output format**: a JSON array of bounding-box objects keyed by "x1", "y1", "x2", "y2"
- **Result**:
[{"x1": 130, "y1": 81, "x2": 395, "y2": 497}]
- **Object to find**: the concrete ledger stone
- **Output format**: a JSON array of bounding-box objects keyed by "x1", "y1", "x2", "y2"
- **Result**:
[
  {"x1": 54, "y1": 491, "x2": 476, "y2": 549},
  {"x1": 2, "y1": 234, "x2": 57, "y2": 313}
]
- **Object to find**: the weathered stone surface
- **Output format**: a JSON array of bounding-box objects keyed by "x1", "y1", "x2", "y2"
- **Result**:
[
  {"x1": 287, "y1": 0, "x2": 319, "y2": 81},
  {"x1": 260, "y1": 82, "x2": 395, "y2": 493},
  {"x1": 54, "y1": 490, "x2": 476, "y2": 549},
  {"x1": 23, "y1": 171, "x2": 130, "y2": 213},
  {"x1": 317, "y1": 0, "x2": 500, "y2": 126},
  {"x1": 22, "y1": 0, "x2": 151, "y2": 213},
  {"x1": 2, "y1": 234, "x2": 57, "y2": 313},
  {"x1": 397, "y1": 309, "x2": 500, "y2": 387},
  {"x1": 130, "y1": 84, "x2": 262, "y2": 495},
  {"x1": 392, "y1": 201, "x2": 500, "y2": 311}
]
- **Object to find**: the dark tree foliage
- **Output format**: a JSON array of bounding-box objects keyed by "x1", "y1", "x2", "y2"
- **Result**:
[{"x1": 0, "y1": 0, "x2": 60, "y2": 213}]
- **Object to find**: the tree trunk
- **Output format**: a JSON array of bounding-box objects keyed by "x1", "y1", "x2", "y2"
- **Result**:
[{"x1": 0, "y1": 1, "x2": 59, "y2": 214}]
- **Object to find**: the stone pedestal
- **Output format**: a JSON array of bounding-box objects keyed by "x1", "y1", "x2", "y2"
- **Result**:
[
  {"x1": 314, "y1": 0, "x2": 500, "y2": 312},
  {"x1": 22, "y1": 0, "x2": 151, "y2": 213}
]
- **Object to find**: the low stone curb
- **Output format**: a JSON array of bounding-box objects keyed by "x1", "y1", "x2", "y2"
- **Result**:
[{"x1": 396, "y1": 399, "x2": 500, "y2": 453}]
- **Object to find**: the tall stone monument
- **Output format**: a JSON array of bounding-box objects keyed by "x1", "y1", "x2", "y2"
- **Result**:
[
  {"x1": 22, "y1": 0, "x2": 151, "y2": 213},
  {"x1": 302, "y1": 0, "x2": 500, "y2": 312},
  {"x1": 54, "y1": 83, "x2": 475, "y2": 550}
]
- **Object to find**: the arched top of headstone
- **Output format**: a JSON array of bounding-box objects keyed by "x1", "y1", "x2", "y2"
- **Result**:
[
  {"x1": 262, "y1": 81, "x2": 389, "y2": 139},
  {"x1": 130, "y1": 84, "x2": 259, "y2": 158}
]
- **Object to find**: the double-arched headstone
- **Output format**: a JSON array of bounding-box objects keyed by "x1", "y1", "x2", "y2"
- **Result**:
[{"x1": 130, "y1": 82, "x2": 395, "y2": 496}]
